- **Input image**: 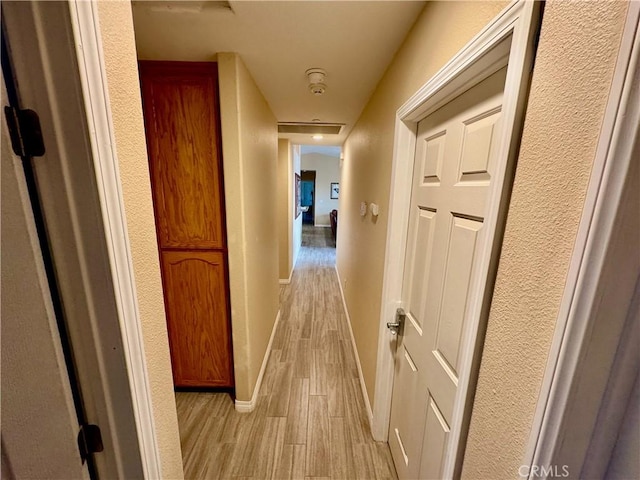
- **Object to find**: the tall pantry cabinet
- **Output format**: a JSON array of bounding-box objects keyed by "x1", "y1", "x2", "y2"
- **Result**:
[{"x1": 139, "y1": 61, "x2": 234, "y2": 389}]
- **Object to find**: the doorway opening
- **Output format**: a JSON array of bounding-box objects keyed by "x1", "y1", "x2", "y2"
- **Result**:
[
  {"x1": 300, "y1": 170, "x2": 316, "y2": 225},
  {"x1": 299, "y1": 145, "x2": 342, "y2": 249}
]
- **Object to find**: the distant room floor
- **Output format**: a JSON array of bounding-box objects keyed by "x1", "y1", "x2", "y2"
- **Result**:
[{"x1": 302, "y1": 224, "x2": 335, "y2": 248}]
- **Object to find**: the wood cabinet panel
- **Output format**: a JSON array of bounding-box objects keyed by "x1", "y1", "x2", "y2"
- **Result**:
[
  {"x1": 140, "y1": 62, "x2": 234, "y2": 389},
  {"x1": 141, "y1": 63, "x2": 225, "y2": 250},
  {"x1": 161, "y1": 250, "x2": 233, "y2": 387}
]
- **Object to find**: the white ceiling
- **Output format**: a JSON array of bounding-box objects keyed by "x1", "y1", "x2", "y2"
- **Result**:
[
  {"x1": 300, "y1": 145, "x2": 341, "y2": 157},
  {"x1": 131, "y1": 1, "x2": 425, "y2": 146}
]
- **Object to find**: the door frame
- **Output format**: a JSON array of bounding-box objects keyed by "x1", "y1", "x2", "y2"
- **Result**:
[
  {"x1": 69, "y1": 2, "x2": 161, "y2": 475},
  {"x1": 522, "y1": 4, "x2": 640, "y2": 477},
  {"x1": 374, "y1": 0, "x2": 541, "y2": 476},
  {"x1": 3, "y1": 1, "x2": 161, "y2": 477}
]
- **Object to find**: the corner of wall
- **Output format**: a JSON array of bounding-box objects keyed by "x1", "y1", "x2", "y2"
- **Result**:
[
  {"x1": 278, "y1": 138, "x2": 293, "y2": 281},
  {"x1": 218, "y1": 52, "x2": 280, "y2": 402},
  {"x1": 217, "y1": 52, "x2": 252, "y2": 400}
]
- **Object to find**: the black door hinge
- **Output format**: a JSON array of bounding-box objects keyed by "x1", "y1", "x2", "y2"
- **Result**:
[
  {"x1": 4, "y1": 106, "x2": 45, "y2": 157},
  {"x1": 77, "y1": 424, "x2": 104, "y2": 464}
]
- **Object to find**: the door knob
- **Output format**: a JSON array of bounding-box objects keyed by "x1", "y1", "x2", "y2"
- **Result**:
[{"x1": 387, "y1": 308, "x2": 406, "y2": 336}]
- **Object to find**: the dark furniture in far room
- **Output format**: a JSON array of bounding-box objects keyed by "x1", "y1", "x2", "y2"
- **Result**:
[{"x1": 330, "y1": 209, "x2": 338, "y2": 241}]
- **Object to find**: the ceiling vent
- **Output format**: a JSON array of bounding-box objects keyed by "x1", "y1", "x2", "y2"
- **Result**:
[
  {"x1": 278, "y1": 123, "x2": 344, "y2": 135},
  {"x1": 135, "y1": 1, "x2": 234, "y2": 14}
]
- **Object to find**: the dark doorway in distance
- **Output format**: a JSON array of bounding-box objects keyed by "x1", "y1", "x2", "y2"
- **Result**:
[{"x1": 301, "y1": 170, "x2": 316, "y2": 225}]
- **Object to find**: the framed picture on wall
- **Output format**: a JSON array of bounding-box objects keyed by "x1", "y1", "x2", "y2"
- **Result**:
[
  {"x1": 330, "y1": 182, "x2": 339, "y2": 199},
  {"x1": 295, "y1": 173, "x2": 301, "y2": 218}
]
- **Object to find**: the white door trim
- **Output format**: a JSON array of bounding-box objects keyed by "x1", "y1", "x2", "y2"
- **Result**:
[
  {"x1": 522, "y1": 3, "x2": 640, "y2": 477},
  {"x1": 375, "y1": 1, "x2": 540, "y2": 477},
  {"x1": 67, "y1": 1, "x2": 162, "y2": 477}
]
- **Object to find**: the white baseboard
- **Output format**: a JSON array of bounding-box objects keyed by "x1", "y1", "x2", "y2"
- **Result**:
[
  {"x1": 235, "y1": 309, "x2": 281, "y2": 413},
  {"x1": 279, "y1": 268, "x2": 293, "y2": 285},
  {"x1": 314, "y1": 224, "x2": 331, "y2": 228},
  {"x1": 234, "y1": 400, "x2": 254, "y2": 413},
  {"x1": 334, "y1": 266, "x2": 374, "y2": 425}
]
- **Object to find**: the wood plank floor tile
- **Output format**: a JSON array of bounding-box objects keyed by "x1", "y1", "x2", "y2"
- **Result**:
[
  {"x1": 261, "y1": 349, "x2": 282, "y2": 395},
  {"x1": 301, "y1": 313, "x2": 312, "y2": 339},
  {"x1": 268, "y1": 363, "x2": 294, "y2": 416},
  {"x1": 327, "y1": 363, "x2": 345, "y2": 417},
  {"x1": 215, "y1": 400, "x2": 257, "y2": 444},
  {"x1": 272, "y1": 320, "x2": 291, "y2": 350},
  {"x1": 306, "y1": 396, "x2": 330, "y2": 477},
  {"x1": 254, "y1": 416, "x2": 286, "y2": 479},
  {"x1": 285, "y1": 378, "x2": 309, "y2": 444},
  {"x1": 348, "y1": 377, "x2": 373, "y2": 439},
  {"x1": 293, "y1": 338, "x2": 311, "y2": 378},
  {"x1": 203, "y1": 442, "x2": 234, "y2": 479},
  {"x1": 310, "y1": 350, "x2": 327, "y2": 395},
  {"x1": 182, "y1": 413, "x2": 221, "y2": 478},
  {"x1": 174, "y1": 234, "x2": 397, "y2": 479},
  {"x1": 343, "y1": 378, "x2": 368, "y2": 445},
  {"x1": 281, "y1": 333, "x2": 301, "y2": 363},
  {"x1": 274, "y1": 444, "x2": 306, "y2": 480},
  {"x1": 329, "y1": 417, "x2": 355, "y2": 479},
  {"x1": 228, "y1": 401, "x2": 268, "y2": 476},
  {"x1": 339, "y1": 339, "x2": 360, "y2": 379},
  {"x1": 353, "y1": 443, "x2": 376, "y2": 479},
  {"x1": 310, "y1": 319, "x2": 327, "y2": 349},
  {"x1": 370, "y1": 442, "x2": 399, "y2": 480},
  {"x1": 325, "y1": 329, "x2": 341, "y2": 364}
]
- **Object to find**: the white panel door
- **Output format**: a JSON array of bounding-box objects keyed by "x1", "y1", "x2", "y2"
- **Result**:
[
  {"x1": 388, "y1": 67, "x2": 507, "y2": 479},
  {"x1": 1, "y1": 77, "x2": 89, "y2": 480}
]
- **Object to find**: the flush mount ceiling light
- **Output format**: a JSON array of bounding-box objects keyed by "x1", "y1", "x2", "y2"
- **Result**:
[
  {"x1": 312, "y1": 134, "x2": 324, "y2": 140},
  {"x1": 306, "y1": 68, "x2": 327, "y2": 96}
]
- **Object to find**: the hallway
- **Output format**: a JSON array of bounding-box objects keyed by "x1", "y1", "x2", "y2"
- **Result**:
[{"x1": 176, "y1": 233, "x2": 397, "y2": 479}]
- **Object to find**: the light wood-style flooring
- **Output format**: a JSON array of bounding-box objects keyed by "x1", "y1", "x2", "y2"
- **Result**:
[
  {"x1": 175, "y1": 230, "x2": 397, "y2": 479},
  {"x1": 302, "y1": 224, "x2": 335, "y2": 248}
]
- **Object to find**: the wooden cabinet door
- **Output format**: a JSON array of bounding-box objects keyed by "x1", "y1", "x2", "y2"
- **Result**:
[
  {"x1": 140, "y1": 61, "x2": 233, "y2": 388},
  {"x1": 161, "y1": 251, "x2": 232, "y2": 387}
]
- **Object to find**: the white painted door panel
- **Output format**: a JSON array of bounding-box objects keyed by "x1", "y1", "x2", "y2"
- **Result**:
[
  {"x1": 389, "y1": 68, "x2": 506, "y2": 479},
  {"x1": 1, "y1": 78, "x2": 89, "y2": 479}
]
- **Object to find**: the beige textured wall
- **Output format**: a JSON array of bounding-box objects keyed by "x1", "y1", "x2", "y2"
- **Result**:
[
  {"x1": 96, "y1": 2, "x2": 183, "y2": 478},
  {"x1": 218, "y1": 53, "x2": 280, "y2": 401},
  {"x1": 337, "y1": 0, "x2": 509, "y2": 406},
  {"x1": 301, "y1": 153, "x2": 340, "y2": 226},
  {"x1": 278, "y1": 139, "x2": 293, "y2": 280},
  {"x1": 462, "y1": 2, "x2": 629, "y2": 477}
]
